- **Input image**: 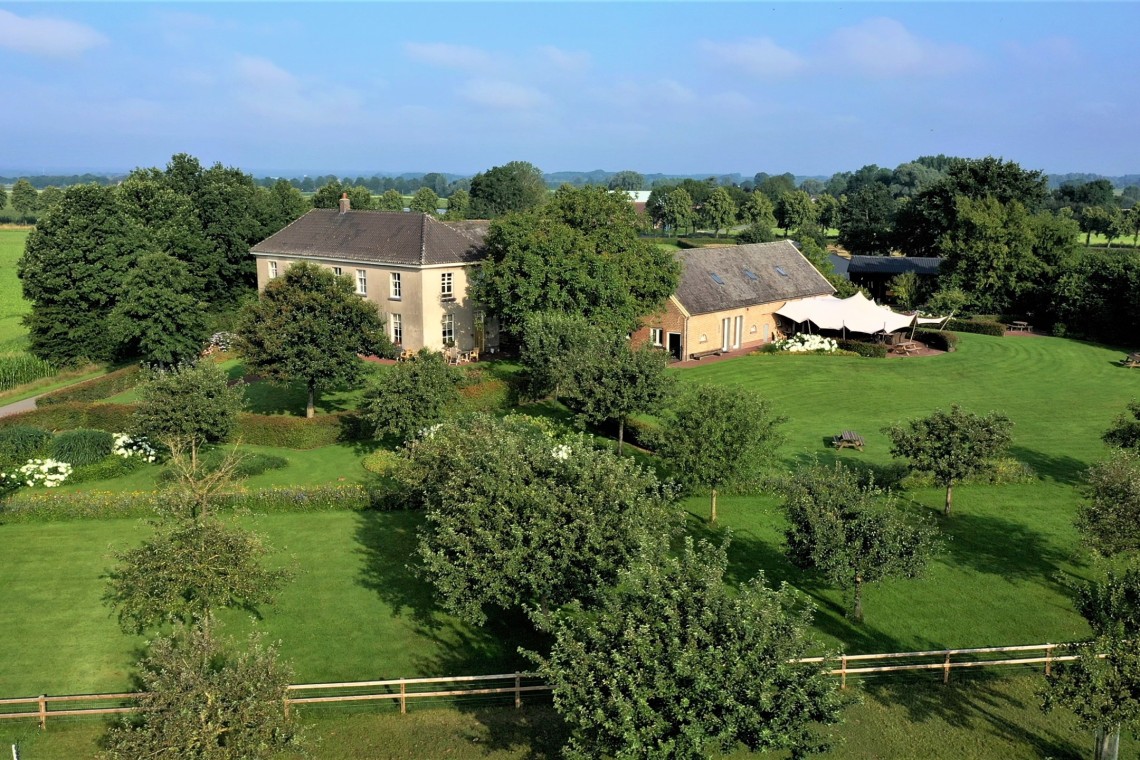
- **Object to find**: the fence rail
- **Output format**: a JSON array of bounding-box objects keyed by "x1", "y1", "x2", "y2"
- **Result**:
[{"x1": 0, "y1": 642, "x2": 1085, "y2": 728}]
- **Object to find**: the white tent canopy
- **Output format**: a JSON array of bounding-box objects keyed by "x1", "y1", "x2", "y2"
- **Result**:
[{"x1": 776, "y1": 292, "x2": 946, "y2": 335}]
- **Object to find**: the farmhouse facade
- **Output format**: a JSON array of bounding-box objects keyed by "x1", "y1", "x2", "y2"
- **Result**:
[
  {"x1": 250, "y1": 199, "x2": 497, "y2": 353},
  {"x1": 631, "y1": 241, "x2": 835, "y2": 360}
]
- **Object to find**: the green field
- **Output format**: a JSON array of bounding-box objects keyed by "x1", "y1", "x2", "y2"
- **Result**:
[{"x1": 0, "y1": 227, "x2": 30, "y2": 351}]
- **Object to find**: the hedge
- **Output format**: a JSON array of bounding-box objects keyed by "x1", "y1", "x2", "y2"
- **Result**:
[
  {"x1": 836, "y1": 340, "x2": 887, "y2": 358},
  {"x1": 0, "y1": 426, "x2": 52, "y2": 468},
  {"x1": 914, "y1": 329, "x2": 959, "y2": 352},
  {"x1": 946, "y1": 318, "x2": 1006, "y2": 337},
  {"x1": 234, "y1": 412, "x2": 369, "y2": 449},
  {"x1": 0, "y1": 403, "x2": 136, "y2": 434},
  {"x1": 38, "y1": 365, "x2": 142, "y2": 405}
]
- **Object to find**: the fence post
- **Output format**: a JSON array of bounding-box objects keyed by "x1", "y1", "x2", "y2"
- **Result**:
[
  {"x1": 841, "y1": 655, "x2": 847, "y2": 690},
  {"x1": 37, "y1": 696, "x2": 46, "y2": 730},
  {"x1": 943, "y1": 653, "x2": 951, "y2": 684},
  {"x1": 1045, "y1": 644, "x2": 1053, "y2": 676},
  {"x1": 514, "y1": 674, "x2": 521, "y2": 709},
  {"x1": 283, "y1": 696, "x2": 291, "y2": 719},
  {"x1": 399, "y1": 680, "x2": 406, "y2": 715}
]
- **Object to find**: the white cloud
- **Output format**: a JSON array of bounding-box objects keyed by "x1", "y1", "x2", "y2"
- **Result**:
[
  {"x1": 697, "y1": 37, "x2": 804, "y2": 78},
  {"x1": 460, "y1": 79, "x2": 550, "y2": 111},
  {"x1": 538, "y1": 45, "x2": 591, "y2": 72},
  {"x1": 825, "y1": 18, "x2": 979, "y2": 77},
  {"x1": 0, "y1": 9, "x2": 106, "y2": 57},
  {"x1": 231, "y1": 55, "x2": 363, "y2": 126},
  {"x1": 404, "y1": 42, "x2": 494, "y2": 70}
]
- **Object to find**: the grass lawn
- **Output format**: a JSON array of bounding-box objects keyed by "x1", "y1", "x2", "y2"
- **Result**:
[{"x1": 0, "y1": 227, "x2": 31, "y2": 352}]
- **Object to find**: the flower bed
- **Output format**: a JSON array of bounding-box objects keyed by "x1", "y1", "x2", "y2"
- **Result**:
[{"x1": 775, "y1": 334, "x2": 839, "y2": 353}]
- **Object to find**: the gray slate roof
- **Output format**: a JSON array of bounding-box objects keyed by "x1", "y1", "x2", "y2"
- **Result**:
[
  {"x1": 675, "y1": 241, "x2": 835, "y2": 316},
  {"x1": 847, "y1": 255, "x2": 942, "y2": 275},
  {"x1": 250, "y1": 210, "x2": 489, "y2": 267}
]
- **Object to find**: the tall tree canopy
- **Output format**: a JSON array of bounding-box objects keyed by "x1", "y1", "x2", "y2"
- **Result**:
[
  {"x1": 10, "y1": 178, "x2": 38, "y2": 222},
  {"x1": 471, "y1": 185, "x2": 680, "y2": 338},
  {"x1": 468, "y1": 160, "x2": 548, "y2": 218},
  {"x1": 607, "y1": 170, "x2": 645, "y2": 191},
  {"x1": 409, "y1": 187, "x2": 440, "y2": 214},
  {"x1": 700, "y1": 186, "x2": 737, "y2": 237},
  {"x1": 311, "y1": 180, "x2": 374, "y2": 211},
  {"x1": 838, "y1": 184, "x2": 898, "y2": 255},
  {"x1": 109, "y1": 253, "x2": 208, "y2": 366}
]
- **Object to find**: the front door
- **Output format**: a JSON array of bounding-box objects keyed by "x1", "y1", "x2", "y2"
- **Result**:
[{"x1": 667, "y1": 332, "x2": 682, "y2": 361}]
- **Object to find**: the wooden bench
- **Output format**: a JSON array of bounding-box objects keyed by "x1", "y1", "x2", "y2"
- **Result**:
[
  {"x1": 894, "y1": 342, "x2": 919, "y2": 356},
  {"x1": 1123, "y1": 353, "x2": 1140, "y2": 369},
  {"x1": 689, "y1": 348, "x2": 723, "y2": 361},
  {"x1": 833, "y1": 430, "x2": 865, "y2": 450}
]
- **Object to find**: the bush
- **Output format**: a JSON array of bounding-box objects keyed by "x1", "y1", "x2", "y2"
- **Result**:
[
  {"x1": 946, "y1": 318, "x2": 1006, "y2": 337},
  {"x1": 836, "y1": 339, "x2": 887, "y2": 358},
  {"x1": 38, "y1": 365, "x2": 141, "y2": 405},
  {"x1": 914, "y1": 329, "x2": 958, "y2": 352},
  {"x1": 1051, "y1": 322, "x2": 1067, "y2": 338},
  {"x1": 0, "y1": 353, "x2": 56, "y2": 391},
  {"x1": 362, "y1": 449, "x2": 399, "y2": 475},
  {"x1": 48, "y1": 429, "x2": 114, "y2": 466},
  {"x1": 233, "y1": 413, "x2": 347, "y2": 449},
  {"x1": 69, "y1": 455, "x2": 147, "y2": 485},
  {"x1": 0, "y1": 426, "x2": 52, "y2": 468}
]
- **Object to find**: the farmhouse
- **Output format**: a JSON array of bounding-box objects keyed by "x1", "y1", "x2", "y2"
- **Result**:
[
  {"x1": 631, "y1": 240, "x2": 834, "y2": 360},
  {"x1": 250, "y1": 196, "x2": 498, "y2": 352}
]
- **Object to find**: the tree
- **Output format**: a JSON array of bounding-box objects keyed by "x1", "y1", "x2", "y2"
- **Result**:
[
  {"x1": 109, "y1": 253, "x2": 208, "y2": 365},
  {"x1": 519, "y1": 311, "x2": 591, "y2": 399},
  {"x1": 376, "y1": 188, "x2": 404, "y2": 211},
  {"x1": 236, "y1": 262, "x2": 392, "y2": 417},
  {"x1": 838, "y1": 183, "x2": 897, "y2": 255},
  {"x1": 607, "y1": 170, "x2": 645, "y2": 191},
  {"x1": 700, "y1": 186, "x2": 737, "y2": 238},
  {"x1": 0, "y1": 182, "x2": 6, "y2": 210},
  {"x1": 1076, "y1": 451, "x2": 1140, "y2": 557},
  {"x1": 36, "y1": 185, "x2": 64, "y2": 214},
  {"x1": 889, "y1": 272, "x2": 921, "y2": 309},
  {"x1": 409, "y1": 186, "x2": 440, "y2": 214},
  {"x1": 257, "y1": 179, "x2": 307, "y2": 232},
  {"x1": 10, "y1": 178, "x2": 38, "y2": 222},
  {"x1": 739, "y1": 190, "x2": 777, "y2": 230},
  {"x1": 527, "y1": 538, "x2": 843, "y2": 760},
  {"x1": 471, "y1": 185, "x2": 680, "y2": 338},
  {"x1": 1081, "y1": 206, "x2": 1117, "y2": 246},
  {"x1": 132, "y1": 361, "x2": 247, "y2": 459},
  {"x1": 402, "y1": 414, "x2": 680, "y2": 625},
  {"x1": 103, "y1": 623, "x2": 301, "y2": 760},
  {"x1": 468, "y1": 160, "x2": 547, "y2": 218},
  {"x1": 775, "y1": 190, "x2": 816, "y2": 236},
  {"x1": 781, "y1": 462, "x2": 940, "y2": 622},
  {"x1": 885, "y1": 404, "x2": 1014, "y2": 515},
  {"x1": 757, "y1": 172, "x2": 796, "y2": 202},
  {"x1": 662, "y1": 187, "x2": 695, "y2": 234},
  {"x1": 445, "y1": 188, "x2": 470, "y2": 220},
  {"x1": 657, "y1": 385, "x2": 785, "y2": 522},
  {"x1": 360, "y1": 349, "x2": 462, "y2": 442},
  {"x1": 815, "y1": 192, "x2": 841, "y2": 230},
  {"x1": 311, "y1": 180, "x2": 373, "y2": 210},
  {"x1": 1104, "y1": 400, "x2": 1140, "y2": 450}
]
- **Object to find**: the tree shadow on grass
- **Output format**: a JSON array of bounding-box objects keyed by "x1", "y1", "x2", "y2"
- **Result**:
[
  {"x1": 1008, "y1": 446, "x2": 1087, "y2": 486},
  {"x1": 859, "y1": 671, "x2": 1084, "y2": 758},
  {"x1": 354, "y1": 510, "x2": 439, "y2": 628},
  {"x1": 455, "y1": 704, "x2": 568, "y2": 760},
  {"x1": 935, "y1": 510, "x2": 1077, "y2": 583}
]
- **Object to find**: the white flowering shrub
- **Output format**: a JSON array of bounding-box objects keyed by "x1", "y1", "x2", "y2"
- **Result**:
[
  {"x1": 112, "y1": 433, "x2": 158, "y2": 463},
  {"x1": 776, "y1": 334, "x2": 838, "y2": 353},
  {"x1": 551, "y1": 444, "x2": 572, "y2": 461},
  {"x1": 8, "y1": 458, "x2": 73, "y2": 488},
  {"x1": 417, "y1": 423, "x2": 444, "y2": 441}
]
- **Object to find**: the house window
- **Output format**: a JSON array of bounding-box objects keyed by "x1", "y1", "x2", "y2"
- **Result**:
[
  {"x1": 390, "y1": 272, "x2": 401, "y2": 299},
  {"x1": 391, "y1": 314, "x2": 402, "y2": 345},
  {"x1": 441, "y1": 272, "x2": 454, "y2": 299},
  {"x1": 268, "y1": 261, "x2": 278, "y2": 279},
  {"x1": 356, "y1": 269, "x2": 367, "y2": 295},
  {"x1": 442, "y1": 314, "x2": 455, "y2": 344},
  {"x1": 650, "y1": 328, "x2": 663, "y2": 346},
  {"x1": 332, "y1": 266, "x2": 342, "y2": 276}
]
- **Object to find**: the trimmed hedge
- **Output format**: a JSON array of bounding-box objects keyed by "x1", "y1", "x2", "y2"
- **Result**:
[
  {"x1": 48, "y1": 429, "x2": 114, "y2": 466},
  {"x1": 914, "y1": 329, "x2": 958, "y2": 352},
  {"x1": 69, "y1": 455, "x2": 147, "y2": 485},
  {"x1": 836, "y1": 340, "x2": 887, "y2": 358},
  {"x1": 233, "y1": 412, "x2": 368, "y2": 449},
  {"x1": 38, "y1": 365, "x2": 141, "y2": 405},
  {"x1": 0, "y1": 403, "x2": 136, "y2": 434},
  {"x1": 947, "y1": 318, "x2": 1006, "y2": 337}
]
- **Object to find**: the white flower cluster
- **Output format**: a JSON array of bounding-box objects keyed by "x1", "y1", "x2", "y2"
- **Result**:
[
  {"x1": 418, "y1": 423, "x2": 443, "y2": 440},
  {"x1": 7, "y1": 458, "x2": 72, "y2": 488},
  {"x1": 551, "y1": 444, "x2": 572, "y2": 461},
  {"x1": 210, "y1": 332, "x2": 237, "y2": 351},
  {"x1": 113, "y1": 433, "x2": 157, "y2": 463},
  {"x1": 776, "y1": 334, "x2": 838, "y2": 353}
]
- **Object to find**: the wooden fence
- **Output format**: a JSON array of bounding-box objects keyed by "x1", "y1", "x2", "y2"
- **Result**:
[{"x1": 0, "y1": 642, "x2": 1087, "y2": 729}]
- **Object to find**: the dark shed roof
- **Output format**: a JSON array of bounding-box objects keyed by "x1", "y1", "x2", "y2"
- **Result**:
[
  {"x1": 675, "y1": 241, "x2": 835, "y2": 316},
  {"x1": 847, "y1": 256, "x2": 942, "y2": 275},
  {"x1": 251, "y1": 209, "x2": 489, "y2": 266}
]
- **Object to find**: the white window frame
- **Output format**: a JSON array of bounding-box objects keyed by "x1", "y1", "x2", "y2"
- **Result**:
[
  {"x1": 441, "y1": 272, "x2": 454, "y2": 298},
  {"x1": 356, "y1": 269, "x2": 367, "y2": 295},
  {"x1": 391, "y1": 313, "x2": 402, "y2": 345},
  {"x1": 390, "y1": 272, "x2": 401, "y2": 299},
  {"x1": 332, "y1": 266, "x2": 342, "y2": 276},
  {"x1": 650, "y1": 327, "x2": 663, "y2": 346},
  {"x1": 268, "y1": 261, "x2": 278, "y2": 279},
  {"x1": 442, "y1": 313, "x2": 455, "y2": 344}
]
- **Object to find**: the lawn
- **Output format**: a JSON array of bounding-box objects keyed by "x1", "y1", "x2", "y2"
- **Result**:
[{"x1": 0, "y1": 227, "x2": 31, "y2": 351}]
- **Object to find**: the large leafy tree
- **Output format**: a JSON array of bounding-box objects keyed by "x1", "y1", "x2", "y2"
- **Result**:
[
  {"x1": 607, "y1": 170, "x2": 645, "y2": 191},
  {"x1": 258, "y1": 178, "x2": 308, "y2": 233},
  {"x1": 409, "y1": 186, "x2": 440, "y2": 214},
  {"x1": 311, "y1": 180, "x2": 374, "y2": 210},
  {"x1": 468, "y1": 160, "x2": 547, "y2": 218},
  {"x1": 1076, "y1": 450, "x2": 1140, "y2": 557},
  {"x1": 472, "y1": 185, "x2": 680, "y2": 338},
  {"x1": 656, "y1": 384, "x2": 785, "y2": 522},
  {"x1": 103, "y1": 623, "x2": 302, "y2": 760},
  {"x1": 739, "y1": 190, "x2": 777, "y2": 230},
  {"x1": 376, "y1": 188, "x2": 405, "y2": 211},
  {"x1": 781, "y1": 462, "x2": 940, "y2": 622},
  {"x1": 360, "y1": 349, "x2": 462, "y2": 442},
  {"x1": 10, "y1": 178, "x2": 38, "y2": 222},
  {"x1": 402, "y1": 414, "x2": 680, "y2": 625},
  {"x1": 775, "y1": 190, "x2": 817, "y2": 236},
  {"x1": 444, "y1": 188, "x2": 470, "y2": 220},
  {"x1": 838, "y1": 183, "x2": 898, "y2": 255},
  {"x1": 700, "y1": 186, "x2": 737, "y2": 238},
  {"x1": 110, "y1": 253, "x2": 208, "y2": 366},
  {"x1": 528, "y1": 538, "x2": 843, "y2": 760},
  {"x1": 885, "y1": 404, "x2": 1014, "y2": 516},
  {"x1": 662, "y1": 187, "x2": 695, "y2": 234},
  {"x1": 237, "y1": 262, "x2": 392, "y2": 417}
]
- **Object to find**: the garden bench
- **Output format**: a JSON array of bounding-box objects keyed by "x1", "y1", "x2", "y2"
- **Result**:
[
  {"x1": 689, "y1": 348, "x2": 723, "y2": 361},
  {"x1": 833, "y1": 430, "x2": 865, "y2": 450},
  {"x1": 1123, "y1": 353, "x2": 1140, "y2": 369}
]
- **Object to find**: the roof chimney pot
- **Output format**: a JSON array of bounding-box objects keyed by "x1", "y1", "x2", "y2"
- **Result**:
[{"x1": 339, "y1": 192, "x2": 350, "y2": 214}]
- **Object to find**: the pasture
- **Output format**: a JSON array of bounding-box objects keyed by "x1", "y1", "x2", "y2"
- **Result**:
[{"x1": 0, "y1": 228, "x2": 30, "y2": 351}]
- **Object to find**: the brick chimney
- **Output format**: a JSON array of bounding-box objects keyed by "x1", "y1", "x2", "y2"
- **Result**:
[{"x1": 339, "y1": 192, "x2": 351, "y2": 214}]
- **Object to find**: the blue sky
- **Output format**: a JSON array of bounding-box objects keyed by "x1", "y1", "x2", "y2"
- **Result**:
[{"x1": 2, "y1": 2, "x2": 1137, "y2": 178}]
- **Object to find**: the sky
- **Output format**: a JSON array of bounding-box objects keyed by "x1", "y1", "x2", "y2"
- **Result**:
[{"x1": 2, "y1": 2, "x2": 1138, "y2": 178}]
